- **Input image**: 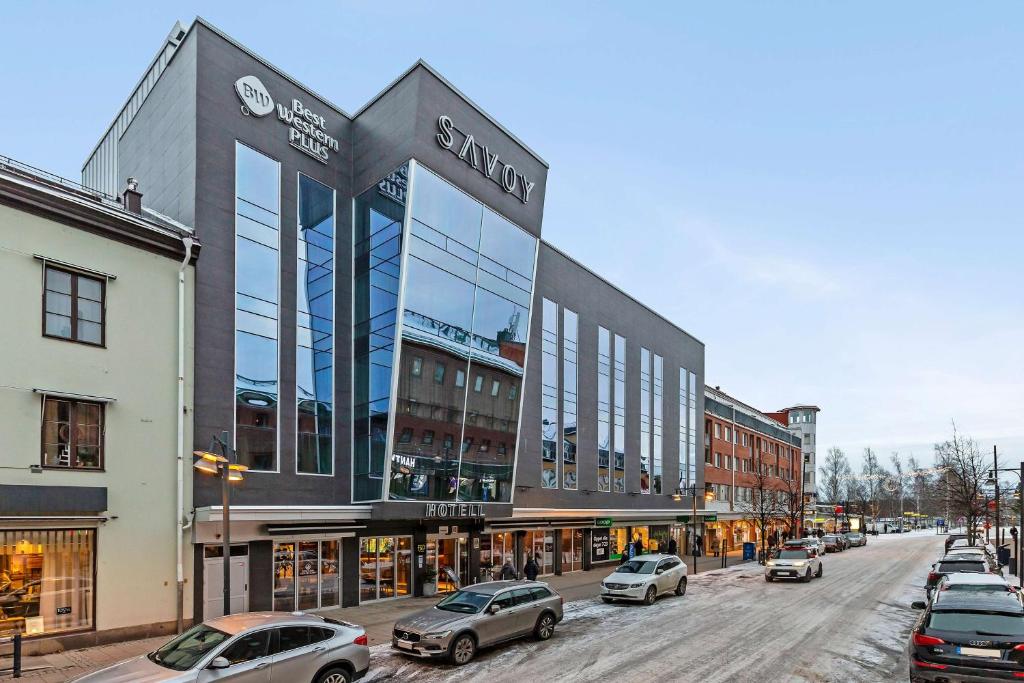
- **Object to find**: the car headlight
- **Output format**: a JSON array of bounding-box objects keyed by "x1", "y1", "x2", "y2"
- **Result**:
[
  {"x1": 792, "y1": 561, "x2": 806, "y2": 567},
  {"x1": 423, "y1": 630, "x2": 451, "y2": 639},
  {"x1": 766, "y1": 560, "x2": 777, "y2": 566},
  {"x1": 630, "y1": 583, "x2": 644, "y2": 588}
]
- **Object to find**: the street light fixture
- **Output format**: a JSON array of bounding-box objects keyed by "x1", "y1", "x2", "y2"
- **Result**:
[
  {"x1": 986, "y1": 460, "x2": 1023, "y2": 585},
  {"x1": 193, "y1": 431, "x2": 245, "y2": 615}
]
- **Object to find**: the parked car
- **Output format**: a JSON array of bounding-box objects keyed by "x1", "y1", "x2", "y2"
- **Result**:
[
  {"x1": 925, "y1": 557, "x2": 990, "y2": 599},
  {"x1": 822, "y1": 534, "x2": 845, "y2": 553},
  {"x1": 392, "y1": 581, "x2": 563, "y2": 666},
  {"x1": 600, "y1": 554, "x2": 688, "y2": 605},
  {"x1": 909, "y1": 591, "x2": 1024, "y2": 681},
  {"x1": 73, "y1": 612, "x2": 369, "y2": 683},
  {"x1": 844, "y1": 532, "x2": 867, "y2": 547},
  {"x1": 765, "y1": 548, "x2": 822, "y2": 583},
  {"x1": 945, "y1": 546, "x2": 1001, "y2": 574},
  {"x1": 944, "y1": 533, "x2": 968, "y2": 553},
  {"x1": 785, "y1": 537, "x2": 827, "y2": 557},
  {"x1": 932, "y1": 572, "x2": 1018, "y2": 604}
]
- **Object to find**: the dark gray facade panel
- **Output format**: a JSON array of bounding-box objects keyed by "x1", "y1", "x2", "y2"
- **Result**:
[
  {"x1": 0, "y1": 484, "x2": 108, "y2": 515},
  {"x1": 118, "y1": 31, "x2": 198, "y2": 228},
  {"x1": 352, "y1": 67, "x2": 548, "y2": 237},
  {"x1": 516, "y1": 243, "x2": 705, "y2": 512},
  {"x1": 191, "y1": 24, "x2": 352, "y2": 506}
]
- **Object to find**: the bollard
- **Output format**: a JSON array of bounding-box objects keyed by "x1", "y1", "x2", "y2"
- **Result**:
[{"x1": 13, "y1": 631, "x2": 21, "y2": 679}]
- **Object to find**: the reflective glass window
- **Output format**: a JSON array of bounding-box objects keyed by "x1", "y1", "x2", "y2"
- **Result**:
[
  {"x1": 688, "y1": 370, "x2": 698, "y2": 487},
  {"x1": 640, "y1": 347, "x2": 651, "y2": 494},
  {"x1": 613, "y1": 334, "x2": 626, "y2": 492},
  {"x1": 541, "y1": 298, "x2": 558, "y2": 489},
  {"x1": 597, "y1": 327, "x2": 611, "y2": 492},
  {"x1": 653, "y1": 353, "x2": 664, "y2": 494},
  {"x1": 679, "y1": 367, "x2": 688, "y2": 489},
  {"x1": 235, "y1": 142, "x2": 280, "y2": 472},
  {"x1": 562, "y1": 309, "x2": 578, "y2": 490},
  {"x1": 296, "y1": 175, "x2": 334, "y2": 475}
]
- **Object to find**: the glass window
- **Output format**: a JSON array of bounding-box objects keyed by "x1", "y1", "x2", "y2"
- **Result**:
[
  {"x1": 235, "y1": 142, "x2": 280, "y2": 472},
  {"x1": 562, "y1": 309, "x2": 578, "y2": 490},
  {"x1": 275, "y1": 626, "x2": 311, "y2": 653},
  {"x1": 43, "y1": 266, "x2": 105, "y2": 345},
  {"x1": 639, "y1": 348, "x2": 651, "y2": 495},
  {"x1": 273, "y1": 542, "x2": 295, "y2": 611},
  {"x1": 296, "y1": 174, "x2": 335, "y2": 476},
  {"x1": 613, "y1": 334, "x2": 626, "y2": 493},
  {"x1": 434, "y1": 363, "x2": 446, "y2": 384},
  {"x1": 0, "y1": 529, "x2": 94, "y2": 636},
  {"x1": 359, "y1": 536, "x2": 411, "y2": 602},
  {"x1": 597, "y1": 327, "x2": 611, "y2": 492},
  {"x1": 150, "y1": 624, "x2": 229, "y2": 671},
  {"x1": 221, "y1": 629, "x2": 271, "y2": 664},
  {"x1": 541, "y1": 298, "x2": 558, "y2": 489},
  {"x1": 411, "y1": 357, "x2": 423, "y2": 376},
  {"x1": 41, "y1": 397, "x2": 103, "y2": 469},
  {"x1": 652, "y1": 353, "x2": 663, "y2": 495},
  {"x1": 455, "y1": 369, "x2": 465, "y2": 387}
]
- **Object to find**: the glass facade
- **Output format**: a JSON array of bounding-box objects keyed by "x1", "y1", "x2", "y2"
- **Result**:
[
  {"x1": 653, "y1": 353, "x2": 664, "y2": 494},
  {"x1": 0, "y1": 529, "x2": 94, "y2": 636},
  {"x1": 296, "y1": 175, "x2": 335, "y2": 475},
  {"x1": 679, "y1": 367, "x2": 690, "y2": 489},
  {"x1": 235, "y1": 142, "x2": 281, "y2": 471},
  {"x1": 597, "y1": 327, "x2": 611, "y2": 492},
  {"x1": 388, "y1": 164, "x2": 537, "y2": 503},
  {"x1": 613, "y1": 334, "x2": 626, "y2": 493},
  {"x1": 541, "y1": 298, "x2": 558, "y2": 488},
  {"x1": 353, "y1": 165, "x2": 408, "y2": 500},
  {"x1": 562, "y1": 309, "x2": 578, "y2": 490},
  {"x1": 688, "y1": 370, "x2": 698, "y2": 486},
  {"x1": 359, "y1": 536, "x2": 412, "y2": 602},
  {"x1": 272, "y1": 540, "x2": 339, "y2": 611},
  {"x1": 639, "y1": 348, "x2": 651, "y2": 494},
  {"x1": 479, "y1": 532, "x2": 516, "y2": 579}
]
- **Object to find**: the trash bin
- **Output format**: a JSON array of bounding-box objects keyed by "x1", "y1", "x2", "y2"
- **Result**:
[
  {"x1": 998, "y1": 545, "x2": 1011, "y2": 568},
  {"x1": 743, "y1": 542, "x2": 756, "y2": 561}
]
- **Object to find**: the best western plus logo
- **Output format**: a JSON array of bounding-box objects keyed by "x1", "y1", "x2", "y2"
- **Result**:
[{"x1": 233, "y1": 75, "x2": 339, "y2": 164}]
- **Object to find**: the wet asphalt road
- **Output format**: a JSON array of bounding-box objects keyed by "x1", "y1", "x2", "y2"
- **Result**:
[{"x1": 363, "y1": 532, "x2": 941, "y2": 682}]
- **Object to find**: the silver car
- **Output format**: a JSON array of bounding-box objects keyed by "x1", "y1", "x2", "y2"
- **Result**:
[
  {"x1": 600, "y1": 554, "x2": 688, "y2": 605},
  {"x1": 73, "y1": 612, "x2": 369, "y2": 683},
  {"x1": 392, "y1": 580, "x2": 563, "y2": 665}
]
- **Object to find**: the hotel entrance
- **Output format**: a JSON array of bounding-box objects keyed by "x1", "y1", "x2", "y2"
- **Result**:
[{"x1": 427, "y1": 534, "x2": 469, "y2": 593}]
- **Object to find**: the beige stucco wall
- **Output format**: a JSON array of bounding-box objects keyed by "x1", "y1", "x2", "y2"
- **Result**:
[{"x1": 0, "y1": 202, "x2": 195, "y2": 633}]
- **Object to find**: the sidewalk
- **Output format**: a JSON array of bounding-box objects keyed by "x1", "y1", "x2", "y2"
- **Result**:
[{"x1": 1, "y1": 553, "x2": 757, "y2": 681}]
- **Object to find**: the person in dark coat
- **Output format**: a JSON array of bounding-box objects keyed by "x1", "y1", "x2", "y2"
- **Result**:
[
  {"x1": 694, "y1": 535, "x2": 703, "y2": 557},
  {"x1": 633, "y1": 538, "x2": 644, "y2": 557},
  {"x1": 668, "y1": 538, "x2": 678, "y2": 555},
  {"x1": 500, "y1": 559, "x2": 516, "y2": 580},
  {"x1": 524, "y1": 555, "x2": 540, "y2": 581}
]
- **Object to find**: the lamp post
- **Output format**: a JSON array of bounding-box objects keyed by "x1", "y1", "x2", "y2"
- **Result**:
[
  {"x1": 674, "y1": 483, "x2": 714, "y2": 575},
  {"x1": 193, "y1": 431, "x2": 246, "y2": 615},
  {"x1": 986, "y1": 458, "x2": 1021, "y2": 586}
]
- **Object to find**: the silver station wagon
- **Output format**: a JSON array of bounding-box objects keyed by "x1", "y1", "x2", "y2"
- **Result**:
[{"x1": 392, "y1": 581, "x2": 564, "y2": 665}]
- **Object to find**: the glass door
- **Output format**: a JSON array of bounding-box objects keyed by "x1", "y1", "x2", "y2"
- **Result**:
[
  {"x1": 297, "y1": 541, "x2": 319, "y2": 610},
  {"x1": 436, "y1": 538, "x2": 459, "y2": 593},
  {"x1": 320, "y1": 541, "x2": 340, "y2": 608}
]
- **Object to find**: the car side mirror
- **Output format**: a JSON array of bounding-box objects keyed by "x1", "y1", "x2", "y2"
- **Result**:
[
  {"x1": 655, "y1": 568, "x2": 664, "y2": 575},
  {"x1": 488, "y1": 604, "x2": 501, "y2": 615},
  {"x1": 209, "y1": 656, "x2": 231, "y2": 669},
  {"x1": 911, "y1": 601, "x2": 926, "y2": 610}
]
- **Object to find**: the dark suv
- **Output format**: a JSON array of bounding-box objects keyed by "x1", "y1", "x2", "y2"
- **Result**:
[{"x1": 909, "y1": 591, "x2": 1024, "y2": 681}]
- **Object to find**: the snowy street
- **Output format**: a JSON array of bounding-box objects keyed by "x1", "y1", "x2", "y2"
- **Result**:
[{"x1": 364, "y1": 532, "x2": 941, "y2": 682}]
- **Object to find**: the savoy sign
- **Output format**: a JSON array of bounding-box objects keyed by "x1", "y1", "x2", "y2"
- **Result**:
[
  {"x1": 436, "y1": 115, "x2": 537, "y2": 204},
  {"x1": 233, "y1": 75, "x2": 340, "y2": 164}
]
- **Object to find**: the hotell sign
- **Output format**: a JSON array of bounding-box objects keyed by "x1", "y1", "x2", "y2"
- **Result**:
[{"x1": 424, "y1": 503, "x2": 485, "y2": 519}]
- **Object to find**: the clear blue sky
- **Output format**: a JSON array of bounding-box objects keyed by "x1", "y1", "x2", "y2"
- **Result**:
[{"x1": 2, "y1": 2, "x2": 1021, "y2": 473}]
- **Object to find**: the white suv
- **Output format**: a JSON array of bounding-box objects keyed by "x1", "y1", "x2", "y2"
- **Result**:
[
  {"x1": 765, "y1": 547, "x2": 822, "y2": 582},
  {"x1": 601, "y1": 554, "x2": 688, "y2": 605}
]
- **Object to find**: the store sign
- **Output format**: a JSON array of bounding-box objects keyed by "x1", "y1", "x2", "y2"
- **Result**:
[
  {"x1": 234, "y1": 75, "x2": 340, "y2": 164},
  {"x1": 56, "y1": 606, "x2": 72, "y2": 615},
  {"x1": 704, "y1": 514, "x2": 718, "y2": 522},
  {"x1": 424, "y1": 503, "x2": 484, "y2": 518},
  {"x1": 592, "y1": 529, "x2": 610, "y2": 562},
  {"x1": 595, "y1": 518, "x2": 614, "y2": 527},
  {"x1": 676, "y1": 515, "x2": 691, "y2": 523},
  {"x1": 435, "y1": 115, "x2": 537, "y2": 204}
]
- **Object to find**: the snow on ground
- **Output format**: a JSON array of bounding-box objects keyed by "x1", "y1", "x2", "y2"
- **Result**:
[{"x1": 361, "y1": 533, "x2": 942, "y2": 682}]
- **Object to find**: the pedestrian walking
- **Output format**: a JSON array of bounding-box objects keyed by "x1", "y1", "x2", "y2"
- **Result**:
[
  {"x1": 619, "y1": 545, "x2": 630, "y2": 564},
  {"x1": 633, "y1": 538, "x2": 644, "y2": 557},
  {"x1": 694, "y1": 535, "x2": 703, "y2": 557},
  {"x1": 500, "y1": 559, "x2": 517, "y2": 580},
  {"x1": 524, "y1": 554, "x2": 540, "y2": 581},
  {"x1": 668, "y1": 537, "x2": 678, "y2": 555}
]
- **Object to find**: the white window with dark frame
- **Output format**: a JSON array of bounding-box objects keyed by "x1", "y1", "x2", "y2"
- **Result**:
[
  {"x1": 43, "y1": 266, "x2": 105, "y2": 345},
  {"x1": 41, "y1": 396, "x2": 104, "y2": 469}
]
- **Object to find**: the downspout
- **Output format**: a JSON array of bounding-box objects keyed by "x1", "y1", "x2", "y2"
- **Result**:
[{"x1": 176, "y1": 236, "x2": 194, "y2": 633}]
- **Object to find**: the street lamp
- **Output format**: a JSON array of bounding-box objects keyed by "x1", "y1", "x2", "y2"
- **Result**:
[
  {"x1": 987, "y1": 461, "x2": 1023, "y2": 585},
  {"x1": 193, "y1": 431, "x2": 246, "y2": 615},
  {"x1": 674, "y1": 484, "x2": 714, "y2": 575}
]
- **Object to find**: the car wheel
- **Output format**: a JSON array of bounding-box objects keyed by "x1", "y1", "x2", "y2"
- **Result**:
[
  {"x1": 815, "y1": 564, "x2": 823, "y2": 578},
  {"x1": 643, "y1": 585, "x2": 657, "y2": 605},
  {"x1": 803, "y1": 569, "x2": 812, "y2": 583},
  {"x1": 765, "y1": 575, "x2": 773, "y2": 582},
  {"x1": 534, "y1": 612, "x2": 556, "y2": 640},
  {"x1": 449, "y1": 633, "x2": 476, "y2": 666},
  {"x1": 316, "y1": 667, "x2": 351, "y2": 683},
  {"x1": 675, "y1": 577, "x2": 687, "y2": 596}
]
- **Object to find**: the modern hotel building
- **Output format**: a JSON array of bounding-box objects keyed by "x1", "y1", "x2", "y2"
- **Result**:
[{"x1": 84, "y1": 18, "x2": 707, "y2": 624}]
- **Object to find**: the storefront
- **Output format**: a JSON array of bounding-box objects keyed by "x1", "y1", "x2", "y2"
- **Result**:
[
  {"x1": 479, "y1": 531, "x2": 516, "y2": 579},
  {"x1": 426, "y1": 533, "x2": 469, "y2": 593},
  {"x1": 559, "y1": 528, "x2": 585, "y2": 572},
  {"x1": 0, "y1": 529, "x2": 94, "y2": 637},
  {"x1": 358, "y1": 536, "x2": 413, "y2": 603},
  {"x1": 272, "y1": 540, "x2": 341, "y2": 611}
]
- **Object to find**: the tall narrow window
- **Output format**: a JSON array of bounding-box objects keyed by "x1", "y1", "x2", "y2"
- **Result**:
[
  {"x1": 653, "y1": 353, "x2": 664, "y2": 494},
  {"x1": 43, "y1": 267, "x2": 105, "y2": 345},
  {"x1": 296, "y1": 174, "x2": 334, "y2": 475},
  {"x1": 639, "y1": 348, "x2": 651, "y2": 494},
  {"x1": 562, "y1": 309, "x2": 578, "y2": 490},
  {"x1": 235, "y1": 142, "x2": 281, "y2": 472},
  {"x1": 679, "y1": 367, "x2": 688, "y2": 490},
  {"x1": 353, "y1": 164, "x2": 407, "y2": 501},
  {"x1": 688, "y1": 370, "x2": 697, "y2": 487},
  {"x1": 613, "y1": 334, "x2": 626, "y2": 493},
  {"x1": 597, "y1": 327, "x2": 611, "y2": 492},
  {"x1": 541, "y1": 298, "x2": 558, "y2": 489}
]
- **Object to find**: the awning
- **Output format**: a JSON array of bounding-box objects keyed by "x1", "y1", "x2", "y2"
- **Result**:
[
  {"x1": 33, "y1": 254, "x2": 117, "y2": 280},
  {"x1": 33, "y1": 388, "x2": 117, "y2": 403}
]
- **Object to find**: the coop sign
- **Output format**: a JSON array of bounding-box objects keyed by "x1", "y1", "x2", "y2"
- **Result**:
[{"x1": 234, "y1": 75, "x2": 340, "y2": 164}]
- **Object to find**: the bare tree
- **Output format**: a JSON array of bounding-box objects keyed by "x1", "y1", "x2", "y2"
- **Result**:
[
  {"x1": 935, "y1": 424, "x2": 991, "y2": 544},
  {"x1": 845, "y1": 475, "x2": 869, "y2": 531},
  {"x1": 740, "y1": 452, "x2": 783, "y2": 563},
  {"x1": 819, "y1": 447, "x2": 851, "y2": 530},
  {"x1": 891, "y1": 452, "x2": 905, "y2": 527},
  {"x1": 862, "y1": 448, "x2": 882, "y2": 529},
  {"x1": 780, "y1": 475, "x2": 804, "y2": 540}
]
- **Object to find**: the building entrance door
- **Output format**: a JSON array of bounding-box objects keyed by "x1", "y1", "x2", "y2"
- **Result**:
[
  {"x1": 429, "y1": 534, "x2": 469, "y2": 593},
  {"x1": 203, "y1": 545, "x2": 248, "y2": 618}
]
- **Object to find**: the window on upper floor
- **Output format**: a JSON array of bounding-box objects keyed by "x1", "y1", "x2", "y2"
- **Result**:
[
  {"x1": 43, "y1": 266, "x2": 105, "y2": 346},
  {"x1": 714, "y1": 423, "x2": 721, "y2": 439},
  {"x1": 42, "y1": 396, "x2": 104, "y2": 469}
]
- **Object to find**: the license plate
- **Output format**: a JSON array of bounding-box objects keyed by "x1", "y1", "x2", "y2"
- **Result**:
[
  {"x1": 958, "y1": 646, "x2": 1000, "y2": 658},
  {"x1": 779, "y1": 571, "x2": 794, "y2": 576},
  {"x1": 396, "y1": 640, "x2": 413, "y2": 650}
]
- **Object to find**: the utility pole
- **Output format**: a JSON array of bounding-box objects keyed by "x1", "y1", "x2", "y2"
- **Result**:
[{"x1": 995, "y1": 445, "x2": 1000, "y2": 548}]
